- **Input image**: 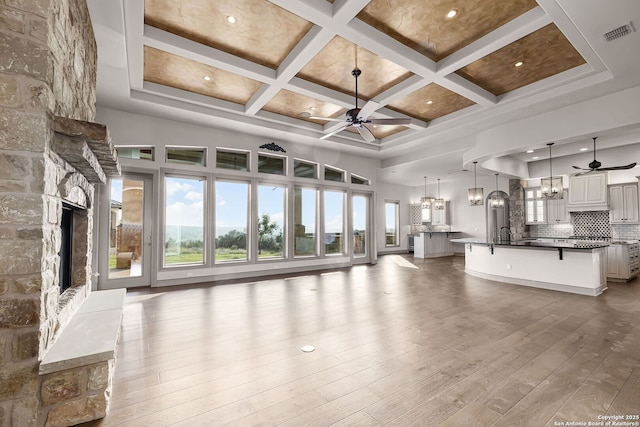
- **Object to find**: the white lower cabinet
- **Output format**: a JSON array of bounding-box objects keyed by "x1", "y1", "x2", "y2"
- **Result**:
[{"x1": 607, "y1": 243, "x2": 640, "y2": 282}]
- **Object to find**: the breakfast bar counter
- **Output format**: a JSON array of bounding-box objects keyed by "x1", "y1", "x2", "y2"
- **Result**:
[{"x1": 452, "y1": 239, "x2": 608, "y2": 296}]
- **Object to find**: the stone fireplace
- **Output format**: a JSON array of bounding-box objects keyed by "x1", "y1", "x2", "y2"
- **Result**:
[{"x1": 1, "y1": 0, "x2": 121, "y2": 425}]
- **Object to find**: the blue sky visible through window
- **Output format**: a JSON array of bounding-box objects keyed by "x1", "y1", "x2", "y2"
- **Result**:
[{"x1": 113, "y1": 178, "x2": 354, "y2": 238}]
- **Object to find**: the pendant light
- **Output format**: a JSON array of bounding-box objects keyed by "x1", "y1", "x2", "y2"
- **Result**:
[
  {"x1": 468, "y1": 161, "x2": 484, "y2": 206},
  {"x1": 540, "y1": 142, "x2": 563, "y2": 199},
  {"x1": 490, "y1": 173, "x2": 506, "y2": 209},
  {"x1": 434, "y1": 178, "x2": 445, "y2": 210},
  {"x1": 420, "y1": 176, "x2": 432, "y2": 222}
]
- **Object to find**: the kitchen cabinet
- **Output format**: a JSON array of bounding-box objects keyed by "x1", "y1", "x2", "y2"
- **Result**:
[
  {"x1": 414, "y1": 232, "x2": 453, "y2": 258},
  {"x1": 410, "y1": 204, "x2": 422, "y2": 225},
  {"x1": 609, "y1": 184, "x2": 639, "y2": 223},
  {"x1": 431, "y1": 202, "x2": 449, "y2": 225},
  {"x1": 525, "y1": 188, "x2": 545, "y2": 224},
  {"x1": 607, "y1": 242, "x2": 639, "y2": 281},
  {"x1": 524, "y1": 188, "x2": 568, "y2": 224},
  {"x1": 568, "y1": 173, "x2": 608, "y2": 211},
  {"x1": 547, "y1": 189, "x2": 569, "y2": 223}
]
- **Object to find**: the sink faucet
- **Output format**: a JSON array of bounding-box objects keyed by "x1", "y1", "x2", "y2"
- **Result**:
[{"x1": 499, "y1": 226, "x2": 512, "y2": 243}]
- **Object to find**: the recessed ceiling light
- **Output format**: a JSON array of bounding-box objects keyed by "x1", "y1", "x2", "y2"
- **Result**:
[
  {"x1": 310, "y1": 106, "x2": 316, "y2": 110},
  {"x1": 226, "y1": 15, "x2": 237, "y2": 24},
  {"x1": 532, "y1": 156, "x2": 539, "y2": 160},
  {"x1": 203, "y1": 76, "x2": 211, "y2": 81},
  {"x1": 446, "y1": 10, "x2": 457, "y2": 18},
  {"x1": 426, "y1": 100, "x2": 433, "y2": 105},
  {"x1": 515, "y1": 61, "x2": 524, "y2": 67},
  {"x1": 580, "y1": 147, "x2": 588, "y2": 151},
  {"x1": 526, "y1": 149, "x2": 534, "y2": 153}
]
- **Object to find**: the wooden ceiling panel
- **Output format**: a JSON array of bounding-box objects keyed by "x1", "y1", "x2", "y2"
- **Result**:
[
  {"x1": 297, "y1": 36, "x2": 413, "y2": 100},
  {"x1": 144, "y1": 0, "x2": 313, "y2": 69},
  {"x1": 143, "y1": 46, "x2": 263, "y2": 105},
  {"x1": 388, "y1": 84, "x2": 475, "y2": 122},
  {"x1": 357, "y1": 0, "x2": 538, "y2": 61},
  {"x1": 456, "y1": 24, "x2": 587, "y2": 96},
  {"x1": 262, "y1": 90, "x2": 345, "y2": 124}
]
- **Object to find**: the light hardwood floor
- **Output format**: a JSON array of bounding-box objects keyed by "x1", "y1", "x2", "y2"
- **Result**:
[{"x1": 83, "y1": 254, "x2": 640, "y2": 426}]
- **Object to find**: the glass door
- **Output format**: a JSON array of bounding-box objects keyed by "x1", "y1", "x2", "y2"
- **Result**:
[
  {"x1": 352, "y1": 193, "x2": 370, "y2": 263},
  {"x1": 99, "y1": 175, "x2": 153, "y2": 289}
]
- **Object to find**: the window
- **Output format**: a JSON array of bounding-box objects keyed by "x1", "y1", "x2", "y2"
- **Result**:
[
  {"x1": 324, "y1": 166, "x2": 345, "y2": 182},
  {"x1": 324, "y1": 190, "x2": 345, "y2": 255},
  {"x1": 351, "y1": 174, "x2": 369, "y2": 185},
  {"x1": 294, "y1": 187, "x2": 317, "y2": 256},
  {"x1": 257, "y1": 185, "x2": 285, "y2": 259},
  {"x1": 166, "y1": 147, "x2": 206, "y2": 166},
  {"x1": 525, "y1": 188, "x2": 545, "y2": 224},
  {"x1": 294, "y1": 159, "x2": 317, "y2": 179},
  {"x1": 385, "y1": 201, "x2": 399, "y2": 246},
  {"x1": 216, "y1": 149, "x2": 249, "y2": 171},
  {"x1": 352, "y1": 195, "x2": 368, "y2": 257},
  {"x1": 117, "y1": 147, "x2": 154, "y2": 161},
  {"x1": 258, "y1": 154, "x2": 286, "y2": 175},
  {"x1": 215, "y1": 180, "x2": 249, "y2": 262},
  {"x1": 164, "y1": 176, "x2": 205, "y2": 266}
]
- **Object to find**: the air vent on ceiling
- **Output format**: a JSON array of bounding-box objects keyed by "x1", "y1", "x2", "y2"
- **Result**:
[{"x1": 603, "y1": 22, "x2": 636, "y2": 42}]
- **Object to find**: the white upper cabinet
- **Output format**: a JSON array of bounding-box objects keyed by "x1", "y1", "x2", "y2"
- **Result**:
[
  {"x1": 568, "y1": 173, "x2": 608, "y2": 211},
  {"x1": 547, "y1": 189, "x2": 569, "y2": 223},
  {"x1": 609, "y1": 184, "x2": 639, "y2": 223},
  {"x1": 431, "y1": 202, "x2": 449, "y2": 226}
]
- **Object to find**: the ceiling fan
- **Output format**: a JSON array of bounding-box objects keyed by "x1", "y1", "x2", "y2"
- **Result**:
[
  {"x1": 310, "y1": 68, "x2": 411, "y2": 143},
  {"x1": 571, "y1": 137, "x2": 636, "y2": 175}
]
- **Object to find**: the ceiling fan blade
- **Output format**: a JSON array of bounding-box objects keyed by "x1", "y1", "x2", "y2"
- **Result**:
[
  {"x1": 597, "y1": 163, "x2": 637, "y2": 171},
  {"x1": 358, "y1": 101, "x2": 380, "y2": 120},
  {"x1": 366, "y1": 118, "x2": 411, "y2": 125},
  {"x1": 320, "y1": 124, "x2": 350, "y2": 140},
  {"x1": 308, "y1": 116, "x2": 344, "y2": 122},
  {"x1": 357, "y1": 125, "x2": 376, "y2": 143},
  {"x1": 572, "y1": 165, "x2": 590, "y2": 170}
]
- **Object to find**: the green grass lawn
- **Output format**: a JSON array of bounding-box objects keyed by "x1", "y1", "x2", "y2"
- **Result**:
[{"x1": 110, "y1": 248, "x2": 284, "y2": 267}]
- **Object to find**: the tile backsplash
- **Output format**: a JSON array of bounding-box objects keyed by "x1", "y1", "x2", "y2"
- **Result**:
[
  {"x1": 572, "y1": 211, "x2": 611, "y2": 237},
  {"x1": 528, "y1": 211, "x2": 640, "y2": 240}
]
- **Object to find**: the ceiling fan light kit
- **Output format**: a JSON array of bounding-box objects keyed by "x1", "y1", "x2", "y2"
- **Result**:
[
  {"x1": 314, "y1": 68, "x2": 411, "y2": 143},
  {"x1": 571, "y1": 137, "x2": 636, "y2": 175}
]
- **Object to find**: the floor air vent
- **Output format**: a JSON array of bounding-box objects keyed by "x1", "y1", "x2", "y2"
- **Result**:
[{"x1": 603, "y1": 22, "x2": 635, "y2": 42}]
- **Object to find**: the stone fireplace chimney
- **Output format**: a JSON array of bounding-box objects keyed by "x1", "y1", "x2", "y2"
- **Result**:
[{"x1": 0, "y1": 0, "x2": 120, "y2": 425}]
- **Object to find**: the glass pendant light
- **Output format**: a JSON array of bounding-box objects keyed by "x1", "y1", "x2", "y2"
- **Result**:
[
  {"x1": 490, "y1": 173, "x2": 506, "y2": 209},
  {"x1": 468, "y1": 161, "x2": 484, "y2": 206},
  {"x1": 420, "y1": 176, "x2": 432, "y2": 222},
  {"x1": 540, "y1": 142, "x2": 563, "y2": 199},
  {"x1": 434, "y1": 178, "x2": 445, "y2": 210}
]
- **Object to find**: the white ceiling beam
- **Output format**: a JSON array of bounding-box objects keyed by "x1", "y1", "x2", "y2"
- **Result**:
[
  {"x1": 331, "y1": 0, "x2": 371, "y2": 24},
  {"x1": 436, "y1": 73, "x2": 497, "y2": 107},
  {"x1": 437, "y1": 7, "x2": 552, "y2": 76},
  {"x1": 123, "y1": 0, "x2": 144, "y2": 90},
  {"x1": 372, "y1": 75, "x2": 432, "y2": 105},
  {"x1": 245, "y1": 26, "x2": 335, "y2": 115},
  {"x1": 143, "y1": 25, "x2": 276, "y2": 84}
]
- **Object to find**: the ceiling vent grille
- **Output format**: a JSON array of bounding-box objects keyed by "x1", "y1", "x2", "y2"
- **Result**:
[{"x1": 603, "y1": 22, "x2": 636, "y2": 42}]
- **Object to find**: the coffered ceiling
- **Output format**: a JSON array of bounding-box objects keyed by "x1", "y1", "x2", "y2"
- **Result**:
[{"x1": 88, "y1": 0, "x2": 640, "y2": 185}]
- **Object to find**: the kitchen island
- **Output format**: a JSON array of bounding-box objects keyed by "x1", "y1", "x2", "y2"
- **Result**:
[
  {"x1": 414, "y1": 230, "x2": 461, "y2": 258},
  {"x1": 452, "y1": 238, "x2": 608, "y2": 296}
]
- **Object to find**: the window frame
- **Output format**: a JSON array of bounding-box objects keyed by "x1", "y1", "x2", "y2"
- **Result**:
[
  {"x1": 257, "y1": 152, "x2": 287, "y2": 176},
  {"x1": 324, "y1": 165, "x2": 345, "y2": 183},
  {"x1": 216, "y1": 148, "x2": 250, "y2": 172},
  {"x1": 293, "y1": 158, "x2": 318, "y2": 179},
  {"x1": 214, "y1": 178, "x2": 251, "y2": 263},
  {"x1": 161, "y1": 172, "x2": 207, "y2": 268},
  {"x1": 385, "y1": 200, "x2": 400, "y2": 247},
  {"x1": 165, "y1": 146, "x2": 207, "y2": 167}
]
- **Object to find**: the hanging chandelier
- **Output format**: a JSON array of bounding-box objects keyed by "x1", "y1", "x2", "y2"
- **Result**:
[
  {"x1": 434, "y1": 178, "x2": 445, "y2": 210},
  {"x1": 420, "y1": 176, "x2": 432, "y2": 222},
  {"x1": 541, "y1": 142, "x2": 563, "y2": 199},
  {"x1": 490, "y1": 173, "x2": 506, "y2": 209},
  {"x1": 468, "y1": 161, "x2": 484, "y2": 206}
]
